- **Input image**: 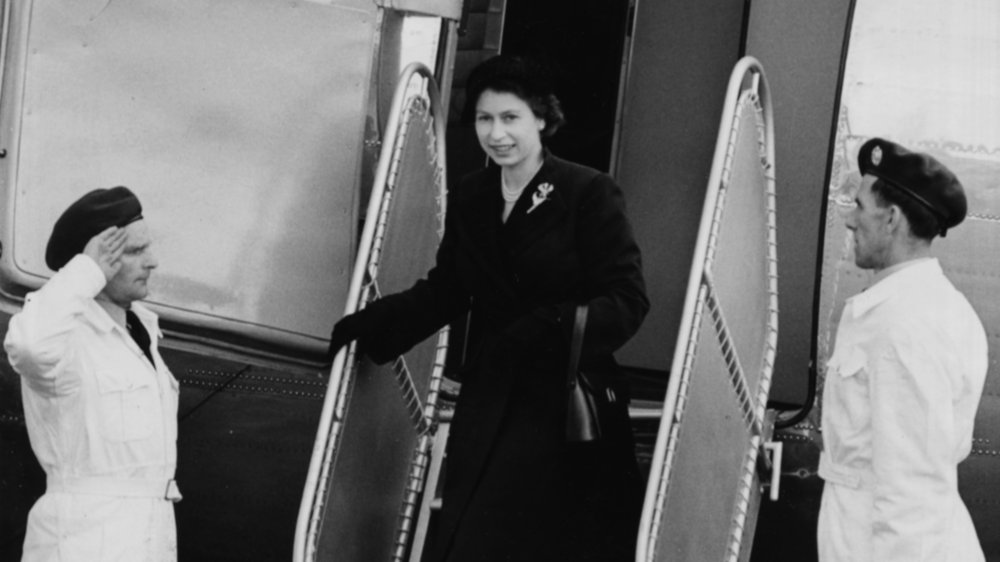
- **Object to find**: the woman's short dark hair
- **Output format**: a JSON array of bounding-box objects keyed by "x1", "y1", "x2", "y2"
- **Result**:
[
  {"x1": 870, "y1": 178, "x2": 942, "y2": 240},
  {"x1": 462, "y1": 55, "x2": 566, "y2": 137}
]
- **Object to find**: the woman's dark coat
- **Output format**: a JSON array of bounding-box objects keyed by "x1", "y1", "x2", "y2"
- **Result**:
[{"x1": 359, "y1": 153, "x2": 649, "y2": 561}]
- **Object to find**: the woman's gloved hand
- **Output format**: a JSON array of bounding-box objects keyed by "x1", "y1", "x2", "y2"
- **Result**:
[{"x1": 326, "y1": 308, "x2": 375, "y2": 362}]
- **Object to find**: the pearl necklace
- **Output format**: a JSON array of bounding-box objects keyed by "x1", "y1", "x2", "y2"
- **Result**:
[
  {"x1": 501, "y1": 176, "x2": 525, "y2": 203},
  {"x1": 500, "y1": 160, "x2": 544, "y2": 203}
]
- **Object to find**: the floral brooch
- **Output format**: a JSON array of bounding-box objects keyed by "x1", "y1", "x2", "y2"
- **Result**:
[{"x1": 527, "y1": 183, "x2": 554, "y2": 214}]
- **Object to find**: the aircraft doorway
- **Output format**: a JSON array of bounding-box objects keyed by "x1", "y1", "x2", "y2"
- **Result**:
[
  {"x1": 445, "y1": 0, "x2": 632, "y2": 182},
  {"x1": 500, "y1": 0, "x2": 632, "y2": 173}
]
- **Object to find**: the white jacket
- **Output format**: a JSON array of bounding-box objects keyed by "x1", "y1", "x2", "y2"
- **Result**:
[
  {"x1": 818, "y1": 258, "x2": 987, "y2": 562},
  {"x1": 5, "y1": 255, "x2": 180, "y2": 562}
]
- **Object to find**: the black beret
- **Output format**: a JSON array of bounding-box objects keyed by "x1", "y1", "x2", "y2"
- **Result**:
[
  {"x1": 857, "y1": 137, "x2": 966, "y2": 235},
  {"x1": 45, "y1": 186, "x2": 143, "y2": 270}
]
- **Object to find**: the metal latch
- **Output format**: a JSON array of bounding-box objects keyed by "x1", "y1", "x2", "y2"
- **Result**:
[{"x1": 761, "y1": 441, "x2": 783, "y2": 501}]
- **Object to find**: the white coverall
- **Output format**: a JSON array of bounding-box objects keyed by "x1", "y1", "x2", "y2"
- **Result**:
[
  {"x1": 5, "y1": 254, "x2": 181, "y2": 562},
  {"x1": 818, "y1": 259, "x2": 987, "y2": 562}
]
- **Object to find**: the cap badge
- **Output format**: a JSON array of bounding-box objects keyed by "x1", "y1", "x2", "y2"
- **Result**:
[{"x1": 871, "y1": 145, "x2": 883, "y2": 166}]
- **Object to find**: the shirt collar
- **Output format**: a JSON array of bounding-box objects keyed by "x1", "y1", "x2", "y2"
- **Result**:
[
  {"x1": 128, "y1": 302, "x2": 162, "y2": 339},
  {"x1": 82, "y1": 299, "x2": 158, "y2": 336},
  {"x1": 129, "y1": 302, "x2": 156, "y2": 323},
  {"x1": 847, "y1": 257, "x2": 941, "y2": 318},
  {"x1": 869, "y1": 256, "x2": 933, "y2": 287},
  {"x1": 82, "y1": 299, "x2": 118, "y2": 334}
]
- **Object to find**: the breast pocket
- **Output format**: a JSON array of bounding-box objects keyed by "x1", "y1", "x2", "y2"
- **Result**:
[
  {"x1": 96, "y1": 369, "x2": 156, "y2": 441},
  {"x1": 825, "y1": 349, "x2": 869, "y2": 433},
  {"x1": 828, "y1": 350, "x2": 865, "y2": 379}
]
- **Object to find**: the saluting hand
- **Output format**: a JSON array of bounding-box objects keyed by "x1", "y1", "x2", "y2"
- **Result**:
[{"x1": 83, "y1": 226, "x2": 127, "y2": 281}]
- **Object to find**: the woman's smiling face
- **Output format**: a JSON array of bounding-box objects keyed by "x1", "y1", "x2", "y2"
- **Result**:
[{"x1": 474, "y1": 89, "x2": 545, "y2": 172}]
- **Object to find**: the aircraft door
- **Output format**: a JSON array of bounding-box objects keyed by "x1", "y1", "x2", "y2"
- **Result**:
[
  {"x1": 637, "y1": 57, "x2": 780, "y2": 562},
  {"x1": 294, "y1": 63, "x2": 449, "y2": 562}
]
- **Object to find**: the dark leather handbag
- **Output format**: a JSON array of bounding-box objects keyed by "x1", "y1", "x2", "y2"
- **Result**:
[{"x1": 566, "y1": 305, "x2": 602, "y2": 442}]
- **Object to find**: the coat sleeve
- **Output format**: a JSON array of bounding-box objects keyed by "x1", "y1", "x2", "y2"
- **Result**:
[
  {"x1": 358, "y1": 191, "x2": 472, "y2": 364},
  {"x1": 4, "y1": 255, "x2": 107, "y2": 392},
  {"x1": 572, "y1": 173, "x2": 649, "y2": 357},
  {"x1": 868, "y1": 338, "x2": 960, "y2": 561}
]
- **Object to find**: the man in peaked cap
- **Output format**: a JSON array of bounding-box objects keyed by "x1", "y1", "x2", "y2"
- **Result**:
[
  {"x1": 5, "y1": 187, "x2": 181, "y2": 561},
  {"x1": 817, "y1": 139, "x2": 988, "y2": 562}
]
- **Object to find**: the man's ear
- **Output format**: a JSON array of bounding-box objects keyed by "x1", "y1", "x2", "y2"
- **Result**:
[{"x1": 886, "y1": 203, "x2": 907, "y2": 234}]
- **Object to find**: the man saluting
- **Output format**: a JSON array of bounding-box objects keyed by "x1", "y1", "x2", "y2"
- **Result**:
[
  {"x1": 6, "y1": 186, "x2": 181, "y2": 561},
  {"x1": 817, "y1": 139, "x2": 988, "y2": 561}
]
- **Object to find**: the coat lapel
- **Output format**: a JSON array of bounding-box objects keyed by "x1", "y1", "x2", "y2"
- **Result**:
[
  {"x1": 501, "y1": 160, "x2": 568, "y2": 255},
  {"x1": 455, "y1": 170, "x2": 518, "y2": 299}
]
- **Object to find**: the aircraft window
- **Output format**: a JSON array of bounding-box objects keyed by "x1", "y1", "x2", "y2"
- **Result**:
[
  {"x1": 2, "y1": 1, "x2": 377, "y2": 354},
  {"x1": 829, "y1": 0, "x2": 1000, "y2": 215}
]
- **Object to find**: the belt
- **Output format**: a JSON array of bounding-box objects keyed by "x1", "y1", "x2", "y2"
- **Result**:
[
  {"x1": 818, "y1": 454, "x2": 875, "y2": 490},
  {"x1": 47, "y1": 476, "x2": 183, "y2": 502}
]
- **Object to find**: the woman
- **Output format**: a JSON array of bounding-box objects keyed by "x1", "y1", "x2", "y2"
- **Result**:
[{"x1": 330, "y1": 55, "x2": 649, "y2": 561}]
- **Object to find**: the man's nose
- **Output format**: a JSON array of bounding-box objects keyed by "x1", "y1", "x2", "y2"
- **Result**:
[{"x1": 845, "y1": 211, "x2": 858, "y2": 231}]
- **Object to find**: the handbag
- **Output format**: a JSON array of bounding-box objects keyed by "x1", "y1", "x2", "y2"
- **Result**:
[{"x1": 565, "y1": 304, "x2": 602, "y2": 442}]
